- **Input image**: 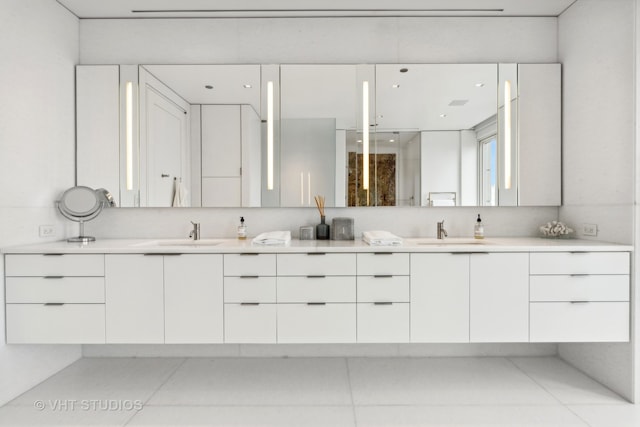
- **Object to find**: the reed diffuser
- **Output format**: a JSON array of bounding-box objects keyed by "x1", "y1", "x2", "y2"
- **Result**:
[{"x1": 314, "y1": 195, "x2": 330, "y2": 240}]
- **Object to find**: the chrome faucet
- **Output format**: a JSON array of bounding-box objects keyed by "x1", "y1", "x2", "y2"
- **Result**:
[
  {"x1": 437, "y1": 220, "x2": 448, "y2": 240},
  {"x1": 189, "y1": 221, "x2": 201, "y2": 241}
]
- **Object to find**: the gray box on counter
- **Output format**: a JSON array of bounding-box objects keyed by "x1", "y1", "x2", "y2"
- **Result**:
[
  {"x1": 331, "y1": 217, "x2": 354, "y2": 240},
  {"x1": 299, "y1": 226, "x2": 315, "y2": 240}
]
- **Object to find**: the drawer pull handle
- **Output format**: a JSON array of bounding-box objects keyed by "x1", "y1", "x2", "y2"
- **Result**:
[
  {"x1": 44, "y1": 303, "x2": 65, "y2": 306},
  {"x1": 570, "y1": 301, "x2": 590, "y2": 304},
  {"x1": 307, "y1": 253, "x2": 326, "y2": 256},
  {"x1": 570, "y1": 274, "x2": 589, "y2": 277},
  {"x1": 44, "y1": 276, "x2": 64, "y2": 279},
  {"x1": 373, "y1": 252, "x2": 393, "y2": 255},
  {"x1": 570, "y1": 251, "x2": 587, "y2": 254},
  {"x1": 240, "y1": 302, "x2": 260, "y2": 306},
  {"x1": 374, "y1": 302, "x2": 393, "y2": 305},
  {"x1": 374, "y1": 275, "x2": 393, "y2": 278},
  {"x1": 307, "y1": 302, "x2": 326, "y2": 306},
  {"x1": 143, "y1": 253, "x2": 182, "y2": 256},
  {"x1": 240, "y1": 276, "x2": 259, "y2": 279},
  {"x1": 307, "y1": 275, "x2": 326, "y2": 278},
  {"x1": 451, "y1": 252, "x2": 473, "y2": 255},
  {"x1": 43, "y1": 253, "x2": 64, "y2": 256},
  {"x1": 240, "y1": 253, "x2": 259, "y2": 256},
  {"x1": 471, "y1": 252, "x2": 490, "y2": 255}
]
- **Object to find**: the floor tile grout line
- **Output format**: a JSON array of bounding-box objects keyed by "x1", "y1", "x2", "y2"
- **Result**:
[
  {"x1": 505, "y1": 357, "x2": 566, "y2": 406},
  {"x1": 344, "y1": 357, "x2": 358, "y2": 427},
  {"x1": 122, "y1": 357, "x2": 188, "y2": 426},
  {"x1": 3, "y1": 356, "x2": 85, "y2": 407},
  {"x1": 506, "y1": 356, "x2": 629, "y2": 404},
  {"x1": 505, "y1": 356, "x2": 593, "y2": 426},
  {"x1": 134, "y1": 402, "x2": 575, "y2": 408},
  {"x1": 561, "y1": 405, "x2": 598, "y2": 427}
]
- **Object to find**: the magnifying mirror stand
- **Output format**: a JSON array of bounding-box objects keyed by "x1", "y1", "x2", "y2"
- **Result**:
[
  {"x1": 57, "y1": 186, "x2": 115, "y2": 243},
  {"x1": 67, "y1": 220, "x2": 96, "y2": 243}
]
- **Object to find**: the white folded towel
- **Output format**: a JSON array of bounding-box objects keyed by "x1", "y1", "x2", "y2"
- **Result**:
[
  {"x1": 252, "y1": 230, "x2": 292, "y2": 245},
  {"x1": 172, "y1": 178, "x2": 189, "y2": 207},
  {"x1": 362, "y1": 230, "x2": 403, "y2": 246}
]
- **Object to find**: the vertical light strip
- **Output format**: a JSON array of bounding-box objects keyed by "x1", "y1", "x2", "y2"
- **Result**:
[
  {"x1": 308, "y1": 172, "x2": 311, "y2": 206},
  {"x1": 504, "y1": 80, "x2": 512, "y2": 190},
  {"x1": 125, "y1": 81, "x2": 134, "y2": 191},
  {"x1": 267, "y1": 81, "x2": 274, "y2": 190},
  {"x1": 362, "y1": 81, "x2": 370, "y2": 190},
  {"x1": 300, "y1": 172, "x2": 304, "y2": 205}
]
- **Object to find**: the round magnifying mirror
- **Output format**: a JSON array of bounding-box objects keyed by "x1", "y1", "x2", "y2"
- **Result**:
[
  {"x1": 56, "y1": 186, "x2": 108, "y2": 243},
  {"x1": 58, "y1": 186, "x2": 101, "y2": 218}
]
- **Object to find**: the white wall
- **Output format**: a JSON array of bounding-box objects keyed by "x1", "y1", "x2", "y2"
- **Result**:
[
  {"x1": 557, "y1": 0, "x2": 636, "y2": 401},
  {"x1": 78, "y1": 15, "x2": 560, "y2": 235},
  {"x1": 0, "y1": 0, "x2": 81, "y2": 406},
  {"x1": 80, "y1": 17, "x2": 557, "y2": 65}
]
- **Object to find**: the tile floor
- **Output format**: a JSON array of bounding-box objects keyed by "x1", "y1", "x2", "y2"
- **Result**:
[{"x1": 0, "y1": 356, "x2": 639, "y2": 426}]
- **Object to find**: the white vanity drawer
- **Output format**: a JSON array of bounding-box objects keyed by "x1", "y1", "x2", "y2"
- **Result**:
[
  {"x1": 277, "y1": 253, "x2": 356, "y2": 276},
  {"x1": 6, "y1": 303, "x2": 106, "y2": 344},
  {"x1": 530, "y1": 302, "x2": 629, "y2": 342},
  {"x1": 277, "y1": 276, "x2": 356, "y2": 303},
  {"x1": 224, "y1": 253, "x2": 276, "y2": 276},
  {"x1": 277, "y1": 303, "x2": 356, "y2": 343},
  {"x1": 357, "y1": 302, "x2": 409, "y2": 343},
  {"x1": 224, "y1": 303, "x2": 276, "y2": 343},
  {"x1": 224, "y1": 277, "x2": 276, "y2": 303},
  {"x1": 5, "y1": 254, "x2": 105, "y2": 277},
  {"x1": 357, "y1": 253, "x2": 409, "y2": 276},
  {"x1": 530, "y1": 252, "x2": 629, "y2": 275},
  {"x1": 530, "y1": 275, "x2": 629, "y2": 302},
  {"x1": 6, "y1": 277, "x2": 105, "y2": 303},
  {"x1": 357, "y1": 276, "x2": 409, "y2": 302}
]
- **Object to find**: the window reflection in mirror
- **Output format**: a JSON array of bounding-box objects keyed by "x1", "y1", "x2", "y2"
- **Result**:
[{"x1": 375, "y1": 64, "x2": 498, "y2": 207}]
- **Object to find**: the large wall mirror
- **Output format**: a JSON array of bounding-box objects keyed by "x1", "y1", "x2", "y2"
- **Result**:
[{"x1": 76, "y1": 63, "x2": 560, "y2": 208}]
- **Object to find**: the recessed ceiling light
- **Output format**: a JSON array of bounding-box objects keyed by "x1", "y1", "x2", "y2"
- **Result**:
[
  {"x1": 357, "y1": 139, "x2": 362, "y2": 143},
  {"x1": 440, "y1": 114, "x2": 447, "y2": 118},
  {"x1": 205, "y1": 85, "x2": 213, "y2": 89},
  {"x1": 243, "y1": 84, "x2": 252, "y2": 88},
  {"x1": 389, "y1": 139, "x2": 395, "y2": 142},
  {"x1": 475, "y1": 83, "x2": 485, "y2": 87},
  {"x1": 392, "y1": 84, "x2": 400, "y2": 88}
]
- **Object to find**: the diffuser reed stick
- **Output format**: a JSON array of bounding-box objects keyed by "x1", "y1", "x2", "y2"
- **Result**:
[{"x1": 314, "y1": 195, "x2": 325, "y2": 217}]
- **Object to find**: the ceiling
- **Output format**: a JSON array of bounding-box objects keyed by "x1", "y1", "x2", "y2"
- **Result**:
[{"x1": 56, "y1": 0, "x2": 576, "y2": 19}]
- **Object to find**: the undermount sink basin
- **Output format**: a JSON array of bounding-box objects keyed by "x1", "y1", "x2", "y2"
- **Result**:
[
  {"x1": 134, "y1": 239, "x2": 223, "y2": 247},
  {"x1": 409, "y1": 238, "x2": 489, "y2": 245}
]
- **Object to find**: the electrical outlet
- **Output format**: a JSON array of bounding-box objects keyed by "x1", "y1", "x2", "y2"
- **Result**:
[
  {"x1": 39, "y1": 225, "x2": 56, "y2": 238},
  {"x1": 582, "y1": 223, "x2": 598, "y2": 237}
]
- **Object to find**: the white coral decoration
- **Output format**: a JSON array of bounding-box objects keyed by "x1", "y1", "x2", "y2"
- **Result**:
[{"x1": 539, "y1": 221, "x2": 574, "y2": 237}]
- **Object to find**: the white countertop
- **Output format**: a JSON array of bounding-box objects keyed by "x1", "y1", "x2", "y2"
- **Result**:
[{"x1": 1, "y1": 237, "x2": 633, "y2": 254}]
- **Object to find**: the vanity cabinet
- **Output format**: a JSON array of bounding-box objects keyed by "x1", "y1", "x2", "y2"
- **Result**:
[
  {"x1": 529, "y1": 252, "x2": 630, "y2": 342},
  {"x1": 470, "y1": 253, "x2": 529, "y2": 342},
  {"x1": 3, "y1": 245, "x2": 631, "y2": 346},
  {"x1": 357, "y1": 253, "x2": 410, "y2": 343},
  {"x1": 5, "y1": 254, "x2": 106, "y2": 344},
  {"x1": 105, "y1": 254, "x2": 224, "y2": 344},
  {"x1": 223, "y1": 254, "x2": 277, "y2": 343},
  {"x1": 105, "y1": 255, "x2": 164, "y2": 343},
  {"x1": 410, "y1": 253, "x2": 470, "y2": 343},
  {"x1": 164, "y1": 254, "x2": 223, "y2": 343},
  {"x1": 277, "y1": 253, "x2": 357, "y2": 343}
]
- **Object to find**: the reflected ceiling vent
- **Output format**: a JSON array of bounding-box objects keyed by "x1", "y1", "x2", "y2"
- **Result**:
[{"x1": 448, "y1": 99, "x2": 469, "y2": 106}]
